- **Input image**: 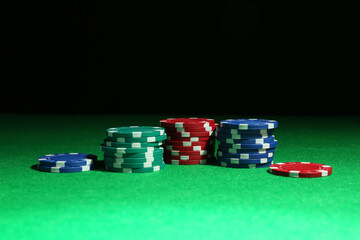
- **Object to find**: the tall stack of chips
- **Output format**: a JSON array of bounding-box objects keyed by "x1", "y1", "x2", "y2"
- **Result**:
[
  {"x1": 160, "y1": 118, "x2": 217, "y2": 165},
  {"x1": 101, "y1": 126, "x2": 166, "y2": 173},
  {"x1": 215, "y1": 119, "x2": 278, "y2": 168}
]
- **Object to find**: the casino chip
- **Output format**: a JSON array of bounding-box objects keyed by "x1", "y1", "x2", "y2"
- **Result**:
[
  {"x1": 37, "y1": 153, "x2": 97, "y2": 172},
  {"x1": 160, "y1": 117, "x2": 217, "y2": 165},
  {"x1": 269, "y1": 162, "x2": 333, "y2": 178},
  {"x1": 216, "y1": 119, "x2": 278, "y2": 169},
  {"x1": 101, "y1": 126, "x2": 166, "y2": 173}
]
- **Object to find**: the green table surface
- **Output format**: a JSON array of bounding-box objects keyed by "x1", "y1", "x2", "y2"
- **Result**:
[{"x1": 1, "y1": 114, "x2": 359, "y2": 240}]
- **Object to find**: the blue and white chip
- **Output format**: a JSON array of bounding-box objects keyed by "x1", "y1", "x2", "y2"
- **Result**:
[
  {"x1": 219, "y1": 119, "x2": 278, "y2": 130},
  {"x1": 37, "y1": 153, "x2": 97, "y2": 168}
]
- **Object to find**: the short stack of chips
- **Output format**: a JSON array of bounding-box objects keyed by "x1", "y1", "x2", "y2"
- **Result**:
[
  {"x1": 216, "y1": 119, "x2": 278, "y2": 169},
  {"x1": 101, "y1": 126, "x2": 166, "y2": 173},
  {"x1": 160, "y1": 118, "x2": 217, "y2": 165},
  {"x1": 37, "y1": 153, "x2": 97, "y2": 173}
]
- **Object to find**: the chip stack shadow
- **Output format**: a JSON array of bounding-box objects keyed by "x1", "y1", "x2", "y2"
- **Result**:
[
  {"x1": 216, "y1": 119, "x2": 278, "y2": 168},
  {"x1": 160, "y1": 118, "x2": 217, "y2": 165},
  {"x1": 101, "y1": 126, "x2": 166, "y2": 173}
]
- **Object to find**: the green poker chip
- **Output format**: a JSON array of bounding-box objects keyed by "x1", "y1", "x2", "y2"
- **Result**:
[
  {"x1": 105, "y1": 158, "x2": 164, "y2": 168},
  {"x1": 103, "y1": 155, "x2": 163, "y2": 163},
  {"x1": 106, "y1": 134, "x2": 167, "y2": 143},
  {"x1": 106, "y1": 126, "x2": 165, "y2": 138},
  {"x1": 103, "y1": 148, "x2": 164, "y2": 158},
  {"x1": 103, "y1": 140, "x2": 163, "y2": 148},
  {"x1": 101, "y1": 145, "x2": 163, "y2": 154},
  {"x1": 105, "y1": 162, "x2": 165, "y2": 173}
]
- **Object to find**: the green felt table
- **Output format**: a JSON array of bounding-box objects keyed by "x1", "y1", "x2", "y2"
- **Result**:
[{"x1": 1, "y1": 114, "x2": 359, "y2": 240}]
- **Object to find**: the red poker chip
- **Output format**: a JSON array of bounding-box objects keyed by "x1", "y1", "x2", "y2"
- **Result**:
[
  {"x1": 160, "y1": 118, "x2": 216, "y2": 128},
  {"x1": 164, "y1": 149, "x2": 212, "y2": 156},
  {"x1": 164, "y1": 124, "x2": 217, "y2": 133},
  {"x1": 166, "y1": 131, "x2": 214, "y2": 138},
  {"x1": 165, "y1": 144, "x2": 213, "y2": 151},
  {"x1": 164, "y1": 153, "x2": 210, "y2": 160},
  {"x1": 164, "y1": 159, "x2": 208, "y2": 165},
  {"x1": 165, "y1": 140, "x2": 214, "y2": 147},
  {"x1": 269, "y1": 162, "x2": 333, "y2": 178},
  {"x1": 166, "y1": 136, "x2": 213, "y2": 142}
]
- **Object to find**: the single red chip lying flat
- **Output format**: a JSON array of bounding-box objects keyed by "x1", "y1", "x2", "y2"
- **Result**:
[{"x1": 269, "y1": 162, "x2": 332, "y2": 178}]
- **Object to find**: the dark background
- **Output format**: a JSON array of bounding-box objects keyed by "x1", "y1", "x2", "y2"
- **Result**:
[{"x1": 3, "y1": 0, "x2": 358, "y2": 115}]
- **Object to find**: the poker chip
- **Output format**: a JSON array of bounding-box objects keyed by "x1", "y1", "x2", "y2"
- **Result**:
[
  {"x1": 164, "y1": 159, "x2": 208, "y2": 165},
  {"x1": 165, "y1": 125, "x2": 217, "y2": 133},
  {"x1": 166, "y1": 131, "x2": 214, "y2": 138},
  {"x1": 217, "y1": 156, "x2": 274, "y2": 165},
  {"x1": 160, "y1": 118, "x2": 216, "y2": 128},
  {"x1": 101, "y1": 126, "x2": 166, "y2": 173},
  {"x1": 165, "y1": 149, "x2": 210, "y2": 156},
  {"x1": 106, "y1": 162, "x2": 165, "y2": 173},
  {"x1": 103, "y1": 140, "x2": 163, "y2": 148},
  {"x1": 166, "y1": 136, "x2": 212, "y2": 142},
  {"x1": 269, "y1": 162, "x2": 333, "y2": 178},
  {"x1": 215, "y1": 131, "x2": 271, "y2": 139},
  {"x1": 163, "y1": 153, "x2": 210, "y2": 160},
  {"x1": 217, "y1": 149, "x2": 275, "y2": 159},
  {"x1": 37, "y1": 153, "x2": 97, "y2": 170},
  {"x1": 111, "y1": 159, "x2": 164, "y2": 168},
  {"x1": 216, "y1": 128, "x2": 275, "y2": 135},
  {"x1": 107, "y1": 135, "x2": 167, "y2": 143},
  {"x1": 165, "y1": 144, "x2": 209, "y2": 151},
  {"x1": 37, "y1": 164, "x2": 94, "y2": 173},
  {"x1": 217, "y1": 160, "x2": 273, "y2": 169},
  {"x1": 217, "y1": 146, "x2": 276, "y2": 154},
  {"x1": 104, "y1": 149, "x2": 163, "y2": 158},
  {"x1": 160, "y1": 117, "x2": 217, "y2": 165},
  {"x1": 103, "y1": 155, "x2": 163, "y2": 163},
  {"x1": 101, "y1": 145, "x2": 158, "y2": 154},
  {"x1": 106, "y1": 126, "x2": 165, "y2": 138},
  {"x1": 216, "y1": 118, "x2": 279, "y2": 169},
  {"x1": 217, "y1": 135, "x2": 275, "y2": 144},
  {"x1": 220, "y1": 140, "x2": 278, "y2": 149},
  {"x1": 220, "y1": 119, "x2": 278, "y2": 130},
  {"x1": 165, "y1": 140, "x2": 214, "y2": 147}
]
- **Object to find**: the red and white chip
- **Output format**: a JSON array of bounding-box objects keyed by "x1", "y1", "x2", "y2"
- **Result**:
[
  {"x1": 166, "y1": 131, "x2": 214, "y2": 138},
  {"x1": 269, "y1": 162, "x2": 332, "y2": 178},
  {"x1": 165, "y1": 140, "x2": 214, "y2": 147},
  {"x1": 164, "y1": 159, "x2": 208, "y2": 165},
  {"x1": 164, "y1": 124, "x2": 217, "y2": 133},
  {"x1": 164, "y1": 153, "x2": 210, "y2": 160},
  {"x1": 166, "y1": 136, "x2": 213, "y2": 142},
  {"x1": 160, "y1": 118, "x2": 215, "y2": 128},
  {"x1": 165, "y1": 144, "x2": 210, "y2": 151},
  {"x1": 164, "y1": 149, "x2": 211, "y2": 156}
]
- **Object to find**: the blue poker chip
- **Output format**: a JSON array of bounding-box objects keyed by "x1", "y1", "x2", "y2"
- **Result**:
[
  {"x1": 37, "y1": 164, "x2": 95, "y2": 173},
  {"x1": 216, "y1": 159, "x2": 273, "y2": 168},
  {"x1": 217, "y1": 135, "x2": 275, "y2": 144},
  {"x1": 220, "y1": 140, "x2": 278, "y2": 150},
  {"x1": 216, "y1": 128, "x2": 275, "y2": 135},
  {"x1": 217, "y1": 149, "x2": 275, "y2": 159},
  {"x1": 215, "y1": 131, "x2": 272, "y2": 140},
  {"x1": 38, "y1": 153, "x2": 97, "y2": 167},
  {"x1": 220, "y1": 119, "x2": 278, "y2": 130},
  {"x1": 218, "y1": 146, "x2": 277, "y2": 154},
  {"x1": 216, "y1": 156, "x2": 274, "y2": 164}
]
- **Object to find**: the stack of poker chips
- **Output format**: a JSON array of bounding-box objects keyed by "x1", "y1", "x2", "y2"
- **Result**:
[
  {"x1": 215, "y1": 119, "x2": 278, "y2": 169},
  {"x1": 37, "y1": 153, "x2": 97, "y2": 173},
  {"x1": 101, "y1": 126, "x2": 166, "y2": 173},
  {"x1": 160, "y1": 118, "x2": 217, "y2": 165}
]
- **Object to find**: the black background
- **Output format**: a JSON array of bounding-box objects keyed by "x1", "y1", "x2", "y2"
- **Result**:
[{"x1": 3, "y1": 0, "x2": 358, "y2": 115}]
